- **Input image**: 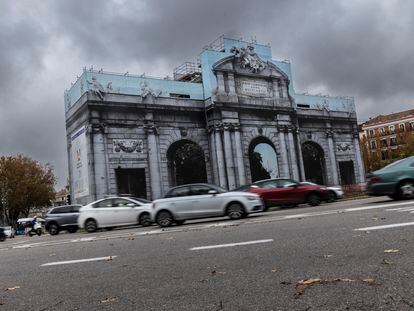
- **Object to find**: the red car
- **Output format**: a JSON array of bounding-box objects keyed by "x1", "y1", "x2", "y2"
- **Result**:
[{"x1": 245, "y1": 178, "x2": 330, "y2": 208}]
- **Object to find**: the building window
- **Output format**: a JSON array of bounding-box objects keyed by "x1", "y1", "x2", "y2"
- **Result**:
[
  {"x1": 369, "y1": 129, "x2": 374, "y2": 136},
  {"x1": 399, "y1": 124, "x2": 405, "y2": 131},
  {"x1": 380, "y1": 139, "x2": 387, "y2": 148},
  {"x1": 380, "y1": 127, "x2": 385, "y2": 134},
  {"x1": 381, "y1": 150, "x2": 388, "y2": 161},
  {"x1": 370, "y1": 140, "x2": 377, "y2": 149},
  {"x1": 390, "y1": 137, "x2": 397, "y2": 146},
  {"x1": 410, "y1": 122, "x2": 414, "y2": 130},
  {"x1": 389, "y1": 125, "x2": 395, "y2": 133}
]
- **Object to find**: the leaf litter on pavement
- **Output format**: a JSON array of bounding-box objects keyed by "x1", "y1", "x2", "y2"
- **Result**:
[
  {"x1": 100, "y1": 297, "x2": 118, "y2": 304},
  {"x1": 292, "y1": 277, "x2": 379, "y2": 298},
  {"x1": 384, "y1": 249, "x2": 399, "y2": 253},
  {"x1": 5, "y1": 286, "x2": 20, "y2": 291}
]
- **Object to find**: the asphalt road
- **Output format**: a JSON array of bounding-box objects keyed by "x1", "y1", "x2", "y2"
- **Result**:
[{"x1": 1, "y1": 197, "x2": 414, "y2": 311}]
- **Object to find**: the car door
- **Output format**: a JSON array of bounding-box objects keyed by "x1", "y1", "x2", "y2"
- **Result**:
[
  {"x1": 112, "y1": 198, "x2": 139, "y2": 225},
  {"x1": 276, "y1": 179, "x2": 302, "y2": 203},
  {"x1": 65, "y1": 205, "x2": 81, "y2": 226},
  {"x1": 189, "y1": 185, "x2": 221, "y2": 217},
  {"x1": 92, "y1": 199, "x2": 119, "y2": 227},
  {"x1": 252, "y1": 180, "x2": 280, "y2": 204},
  {"x1": 164, "y1": 186, "x2": 193, "y2": 219}
]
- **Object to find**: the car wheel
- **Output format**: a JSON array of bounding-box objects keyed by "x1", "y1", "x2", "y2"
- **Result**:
[
  {"x1": 139, "y1": 213, "x2": 152, "y2": 227},
  {"x1": 85, "y1": 219, "x2": 97, "y2": 233},
  {"x1": 227, "y1": 202, "x2": 245, "y2": 220},
  {"x1": 36, "y1": 229, "x2": 42, "y2": 236},
  {"x1": 327, "y1": 191, "x2": 336, "y2": 203},
  {"x1": 156, "y1": 211, "x2": 173, "y2": 227},
  {"x1": 307, "y1": 193, "x2": 321, "y2": 206},
  {"x1": 67, "y1": 227, "x2": 78, "y2": 234},
  {"x1": 48, "y1": 223, "x2": 60, "y2": 236},
  {"x1": 399, "y1": 181, "x2": 414, "y2": 199},
  {"x1": 0, "y1": 235, "x2": 5, "y2": 242},
  {"x1": 175, "y1": 220, "x2": 185, "y2": 226}
]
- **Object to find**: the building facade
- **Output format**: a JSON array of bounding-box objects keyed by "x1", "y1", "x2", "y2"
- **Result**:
[
  {"x1": 359, "y1": 109, "x2": 414, "y2": 163},
  {"x1": 65, "y1": 36, "x2": 364, "y2": 204}
]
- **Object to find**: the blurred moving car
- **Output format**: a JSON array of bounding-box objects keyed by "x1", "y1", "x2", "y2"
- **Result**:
[
  {"x1": 151, "y1": 183, "x2": 264, "y2": 227},
  {"x1": 243, "y1": 178, "x2": 330, "y2": 208},
  {"x1": 78, "y1": 197, "x2": 152, "y2": 233},
  {"x1": 300, "y1": 182, "x2": 344, "y2": 202},
  {"x1": 367, "y1": 156, "x2": 414, "y2": 200},
  {"x1": 1, "y1": 226, "x2": 15, "y2": 238},
  {"x1": 45, "y1": 205, "x2": 82, "y2": 235}
]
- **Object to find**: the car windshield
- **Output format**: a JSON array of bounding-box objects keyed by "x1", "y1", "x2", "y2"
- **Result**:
[{"x1": 209, "y1": 185, "x2": 228, "y2": 193}]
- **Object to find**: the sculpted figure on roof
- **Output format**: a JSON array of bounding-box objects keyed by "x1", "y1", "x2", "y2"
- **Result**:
[{"x1": 230, "y1": 45, "x2": 266, "y2": 73}]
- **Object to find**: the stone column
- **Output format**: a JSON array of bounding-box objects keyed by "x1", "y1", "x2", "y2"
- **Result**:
[
  {"x1": 223, "y1": 123, "x2": 237, "y2": 190},
  {"x1": 214, "y1": 124, "x2": 227, "y2": 188},
  {"x1": 209, "y1": 127, "x2": 219, "y2": 185},
  {"x1": 279, "y1": 79, "x2": 288, "y2": 98},
  {"x1": 227, "y1": 73, "x2": 237, "y2": 96},
  {"x1": 295, "y1": 131, "x2": 306, "y2": 181},
  {"x1": 278, "y1": 126, "x2": 290, "y2": 178},
  {"x1": 327, "y1": 130, "x2": 340, "y2": 185},
  {"x1": 233, "y1": 124, "x2": 246, "y2": 186},
  {"x1": 145, "y1": 125, "x2": 162, "y2": 200},
  {"x1": 216, "y1": 72, "x2": 225, "y2": 93},
  {"x1": 92, "y1": 123, "x2": 108, "y2": 199},
  {"x1": 273, "y1": 80, "x2": 280, "y2": 99},
  {"x1": 287, "y1": 127, "x2": 300, "y2": 181},
  {"x1": 353, "y1": 132, "x2": 366, "y2": 183}
]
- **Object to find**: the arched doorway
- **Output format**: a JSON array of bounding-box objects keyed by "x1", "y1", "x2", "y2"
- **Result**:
[
  {"x1": 167, "y1": 140, "x2": 207, "y2": 186},
  {"x1": 301, "y1": 141, "x2": 326, "y2": 185},
  {"x1": 249, "y1": 137, "x2": 279, "y2": 182}
]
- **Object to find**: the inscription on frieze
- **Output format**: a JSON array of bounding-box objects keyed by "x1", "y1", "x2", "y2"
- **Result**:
[{"x1": 240, "y1": 80, "x2": 269, "y2": 97}]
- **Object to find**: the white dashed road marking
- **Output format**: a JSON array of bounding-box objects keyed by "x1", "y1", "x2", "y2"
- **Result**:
[
  {"x1": 355, "y1": 222, "x2": 414, "y2": 231},
  {"x1": 190, "y1": 239, "x2": 274, "y2": 251},
  {"x1": 41, "y1": 256, "x2": 117, "y2": 267}
]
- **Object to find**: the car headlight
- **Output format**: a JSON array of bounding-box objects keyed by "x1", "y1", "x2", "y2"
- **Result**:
[{"x1": 247, "y1": 196, "x2": 258, "y2": 201}]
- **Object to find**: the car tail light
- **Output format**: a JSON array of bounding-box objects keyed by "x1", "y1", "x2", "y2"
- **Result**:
[{"x1": 370, "y1": 176, "x2": 382, "y2": 183}]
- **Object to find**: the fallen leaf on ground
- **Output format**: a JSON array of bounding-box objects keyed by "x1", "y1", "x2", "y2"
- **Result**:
[
  {"x1": 324, "y1": 255, "x2": 333, "y2": 259},
  {"x1": 127, "y1": 237, "x2": 135, "y2": 240},
  {"x1": 298, "y1": 278, "x2": 321, "y2": 285},
  {"x1": 381, "y1": 259, "x2": 392, "y2": 265},
  {"x1": 101, "y1": 297, "x2": 118, "y2": 303},
  {"x1": 372, "y1": 217, "x2": 378, "y2": 221},
  {"x1": 5, "y1": 286, "x2": 20, "y2": 291},
  {"x1": 106, "y1": 256, "x2": 114, "y2": 261},
  {"x1": 280, "y1": 281, "x2": 292, "y2": 285},
  {"x1": 49, "y1": 253, "x2": 56, "y2": 257},
  {"x1": 384, "y1": 249, "x2": 399, "y2": 253},
  {"x1": 333, "y1": 278, "x2": 355, "y2": 282},
  {"x1": 362, "y1": 278, "x2": 376, "y2": 284}
]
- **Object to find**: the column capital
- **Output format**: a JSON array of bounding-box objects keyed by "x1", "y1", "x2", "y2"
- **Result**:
[
  {"x1": 223, "y1": 122, "x2": 233, "y2": 131},
  {"x1": 352, "y1": 131, "x2": 359, "y2": 139},
  {"x1": 143, "y1": 124, "x2": 158, "y2": 135},
  {"x1": 278, "y1": 125, "x2": 288, "y2": 133},
  {"x1": 214, "y1": 123, "x2": 223, "y2": 132},
  {"x1": 326, "y1": 130, "x2": 334, "y2": 138},
  {"x1": 91, "y1": 123, "x2": 106, "y2": 134}
]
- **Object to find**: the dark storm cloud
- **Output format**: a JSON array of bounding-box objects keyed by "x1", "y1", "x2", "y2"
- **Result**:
[{"x1": 1, "y1": 0, "x2": 414, "y2": 188}]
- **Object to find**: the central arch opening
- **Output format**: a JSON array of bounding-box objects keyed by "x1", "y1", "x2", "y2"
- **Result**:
[
  {"x1": 167, "y1": 140, "x2": 207, "y2": 187},
  {"x1": 249, "y1": 137, "x2": 279, "y2": 182},
  {"x1": 301, "y1": 141, "x2": 326, "y2": 185}
]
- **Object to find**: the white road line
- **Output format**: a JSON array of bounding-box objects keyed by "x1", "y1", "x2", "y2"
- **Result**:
[
  {"x1": 190, "y1": 239, "x2": 274, "y2": 251},
  {"x1": 355, "y1": 222, "x2": 414, "y2": 231},
  {"x1": 344, "y1": 201, "x2": 414, "y2": 212},
  {"x1": 386, "y1": 207, "x2": 414, "y2": 212},
  {"x1": 41, "y1": 256, "x2": 117, "y2": 267}
]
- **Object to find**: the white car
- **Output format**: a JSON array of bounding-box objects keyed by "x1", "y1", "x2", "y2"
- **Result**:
[
  {"x1": 151, "y1": 183, "x2": 264, "y2": 227},
  {"x1": 300, "y1": 182, "x2": 344, "y2": 202},
  {"x1": 78, "y1": 197, "x2": 153, "y2": 233},
  {"x1": 1, "y1": 226, "x2": 15, "y2": 238}
]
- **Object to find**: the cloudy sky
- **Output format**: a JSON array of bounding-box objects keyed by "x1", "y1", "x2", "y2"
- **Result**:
[{"x1": 1, "y1": 0, "x2": 414, "y2": 189}]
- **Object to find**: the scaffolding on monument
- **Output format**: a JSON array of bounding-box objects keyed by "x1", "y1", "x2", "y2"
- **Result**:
[{"x1": 173, "y1": 61, "x2": 202, "y2": 83}]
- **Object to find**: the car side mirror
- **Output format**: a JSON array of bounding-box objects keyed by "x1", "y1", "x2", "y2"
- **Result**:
[{"x1": 208, "y1": 190, "x2": 218, "y2": 195}]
